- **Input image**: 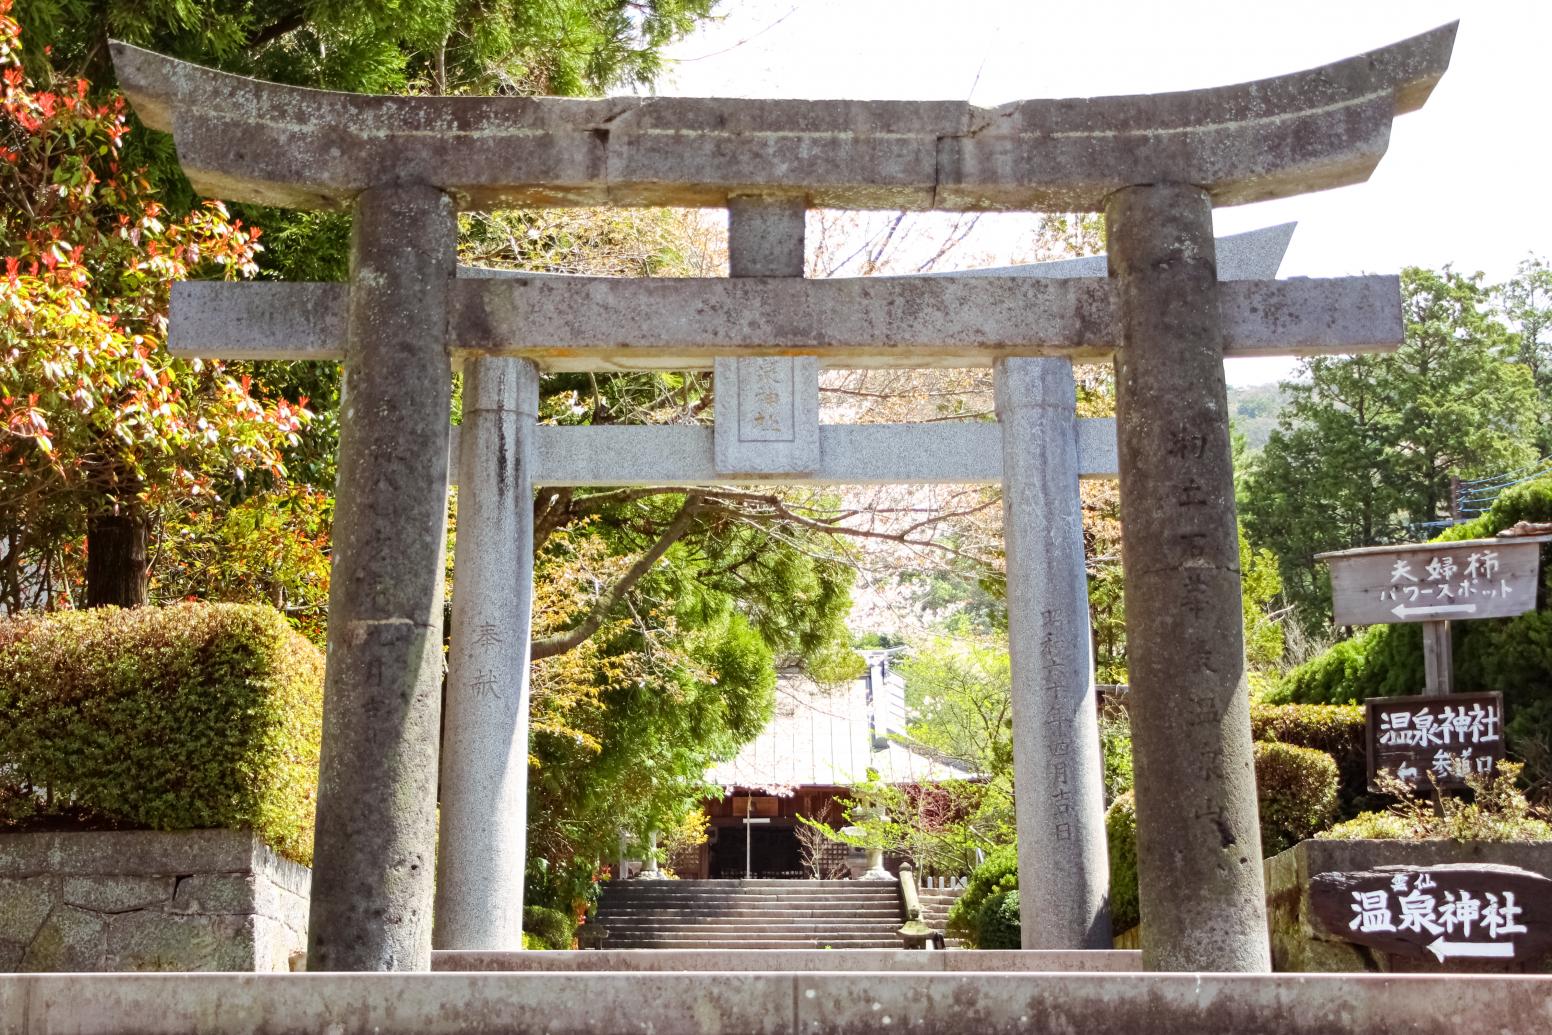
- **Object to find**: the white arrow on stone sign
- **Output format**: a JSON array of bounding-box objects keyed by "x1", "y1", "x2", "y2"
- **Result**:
[
  {"x1": 1427, "y1": 938, "x2": 1514, "y2": 961},
  {"x1": 1391, "y1": 603, "x2": 1478, "y2": 619}
]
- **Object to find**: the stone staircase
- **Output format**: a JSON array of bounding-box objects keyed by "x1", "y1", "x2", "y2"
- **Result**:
[
  {"x1": 915, "y1": 886, "x2": 967, "y2": 948},
  {"x1": 594, "y1": 879, "x2": 905, "y2": 949}
]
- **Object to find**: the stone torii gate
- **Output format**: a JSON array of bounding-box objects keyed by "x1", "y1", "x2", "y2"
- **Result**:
[
  {"x1": 431, "y1": 221, "x2": 1292, "y2": 955},
  {"x1": 113, "y1": 22, "x2": 1454, "y2": 973}
]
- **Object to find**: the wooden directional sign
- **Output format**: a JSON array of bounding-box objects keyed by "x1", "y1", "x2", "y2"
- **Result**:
[
  {"x1": 1366, "y1": 691, "x2": 1504, "y2": 791},
  {"x1": 1318, "y1": 537, "x2": 1548, "y2": 627},
  {"x1": 1310, "y1": 864, "x2": 1552, "y2": 965}
]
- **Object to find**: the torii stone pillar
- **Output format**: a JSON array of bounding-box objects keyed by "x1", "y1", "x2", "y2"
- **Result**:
[
  {"x1": 433, "y1": 356, "x2": 539, "y2": 949},
  {"x1": 1107, "y1": 184, "x2": 1270, "y2": 972},
  {"x1": 996, "y1": 357, "x2": 1110, "y2": 950},
  {"x1": 307, "y1": 185, "x2": 455, "y2": 971}
]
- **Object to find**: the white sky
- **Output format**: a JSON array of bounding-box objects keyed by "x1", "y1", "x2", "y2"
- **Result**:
[{"x1": 647, "y1": 1, "x2": 1551, "y2": 386}]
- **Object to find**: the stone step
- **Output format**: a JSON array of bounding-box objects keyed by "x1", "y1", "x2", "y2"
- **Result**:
[
  {"x1": 595, "y1": 878, "x2": 907, "y2": 950},
  {"x1": 602, "y1": 892, "x2": 897, "y2": 901},
  {"x1": 602, "y1": 894, "x2": 899, "y2": 903},
  {"x1": 604, "y1": 938, "x2": 903, "y2": 949},
  {"x1": 599, "y1": 893, "x2": 900, "y2": 900},
  {"x1": 602, "y1": 923, "x2": 903, "y2": 936},
  {"x1": 608, "y1": 881, "x2": 893, "y2": 893},
  {"x1": 432, "y1": 948, "x2": 1147, "y2": 972},
  {"x1": 602, "y1": 893, "x2": 901, "y2": 902},
  {"x1": 598, "y1": 910, "x2": 903, "y2": 921},
  {"x1": 603, "y1": 886, "x2": 899, "y2": 896},
  {"x1": 599, "y1": 900, "x2": 903, "y2": 909},
  {"x1": 599, "y1": 931, "x2": 906, "y2": 937}
]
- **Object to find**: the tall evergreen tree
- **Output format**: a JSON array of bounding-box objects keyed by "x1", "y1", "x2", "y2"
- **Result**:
[
  {"x1": 1499, "y1": 256, "x2": 1552, "y2": 454},
  {"x1": 1242, "y1": 267, "x2": 1539, "y2": 625}
]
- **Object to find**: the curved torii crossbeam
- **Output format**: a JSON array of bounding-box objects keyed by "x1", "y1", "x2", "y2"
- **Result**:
[
  {"x1": 112, "y1": 23, "x2": 1454, "y2": 211},
  {"x1": 106, "y1": 25, "x2": 1458, "y2": 981}
]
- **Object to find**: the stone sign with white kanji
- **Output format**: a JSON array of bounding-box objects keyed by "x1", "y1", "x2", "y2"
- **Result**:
[
  {"x1": 1366, "y1": 691, "x2": 1504, "y2": 791},
  {"x1": 1320, "y1": 538, "x2": 1543, "y2": 626},
  {"x1": 1310, "y1": 864, "x2": 1552, "y2": 966}
]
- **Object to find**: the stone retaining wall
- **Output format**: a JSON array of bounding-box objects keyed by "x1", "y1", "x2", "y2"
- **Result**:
[{"x1": 0, "y1": 830, "x2": 308, "y2": 972}]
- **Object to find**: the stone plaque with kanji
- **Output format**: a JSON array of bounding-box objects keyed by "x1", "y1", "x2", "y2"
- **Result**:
[{"x1": 1365, "y1": 691, "x2": 1505, "y2": 791}]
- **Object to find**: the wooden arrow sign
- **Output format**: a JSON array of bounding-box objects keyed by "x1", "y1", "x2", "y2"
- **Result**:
[
  {"x1": 1310, "y1": 864, "x2": 1552, "y2": 966},
  {"x1": 1317, "y1": 537, "x2": 1547, "y2": 627}
]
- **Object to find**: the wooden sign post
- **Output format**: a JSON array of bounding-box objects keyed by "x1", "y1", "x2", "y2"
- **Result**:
[
  {"x1": 1318, "y1": 536, "x2": 1549, "y2": 694},
  {"x1": 1365, "y1": 691, "x2": 1505, "y2": 790}
]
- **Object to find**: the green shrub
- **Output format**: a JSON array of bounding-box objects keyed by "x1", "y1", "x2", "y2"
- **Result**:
[
  {"x1": 1250, "y1": 703, "x2": 1364, "y2": 764},
  {"x1": 1105, "y1": 745, "x2": 1339, "y2": 933},
  {"x1": 946, "y1": 843, "x2": 1017, "y2": 946},
  {"x1": 975, "y1": 889, "x2": 1021, "y2": 949},
  {"x1": 1105, "y1": 792, "x2": 1139, "y2": 932},
  {"x1": 1321, "y1": 762, "x2": 1552, "y2": 843},
  {"x1": 1250, "y1": 703, "x2": 1370, "y2": 818},
  {"x1": 1253, "y1": 741, "x2": 1340, "y2": 855},
  {"x1": 1099, "y1": 701, "x2": 1134, "y2": 804},
  {"x1": 0, "y1": 604, "x2": 323, "y2": 863},
  {"x1": 523, "y1": 905, "x2": 576, "y2": 949}
]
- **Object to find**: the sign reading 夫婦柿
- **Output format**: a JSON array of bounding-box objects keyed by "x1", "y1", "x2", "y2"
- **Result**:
[
  {"x1": 1321, "y1": 538, "x2": 1543, "y2": 626},
  {"x1": 1366, "y1": 691, "x2": 1505, "y2": 791},
  {"x1": 1310, "y1": 864, "x2": 1552, "y2": 965}
]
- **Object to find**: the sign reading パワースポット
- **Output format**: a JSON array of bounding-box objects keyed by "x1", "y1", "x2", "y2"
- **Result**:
[
  {"x1": 1310, "y1": 864, "x2": 1552, "y2": 965},
  {"x1": 1366, "y1": 691, "x2": 1505, "y2": 791},
  {"x1": 1319, "y1": 538, "x2": 1544, "y2": 627}
]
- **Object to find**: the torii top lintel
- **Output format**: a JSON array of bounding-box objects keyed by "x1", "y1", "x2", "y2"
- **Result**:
[{"x1": 110, "y1": 23, "x2": 1455, "y2": 213}]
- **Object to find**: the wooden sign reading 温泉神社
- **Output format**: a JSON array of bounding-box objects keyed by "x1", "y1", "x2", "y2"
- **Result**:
[
  {"x1": 1318, "y1": 538, "x2": 1545, "y2": 627},
  {"x1": 1366, "y1": 691, "x2": 1504, "y2": 791},
  {"x1": 1310, "y1": 864, "x2": 1552, "y2": 965}
]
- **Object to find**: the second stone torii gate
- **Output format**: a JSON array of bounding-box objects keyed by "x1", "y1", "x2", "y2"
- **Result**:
[
  {"x1": 433, "y1": 220, "x2": 1296, "y2": 953},
  {"x1": 115, "y1": 21, "x2": 1454, "y2": 972}
]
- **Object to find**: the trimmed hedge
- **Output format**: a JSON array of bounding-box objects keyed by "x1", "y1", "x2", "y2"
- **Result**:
[
  {"x1": 0, "y1": 604, "x2": 323, "y2": 863},
  {"x1": 523, "y1": 905, "x2": 576, "y2": 950},
  {"x1": 1250, "y1": 703, "x2": 1363, "y2": 767},
  {"x1": 945, "y1": 843, "x2": 1017, "y2": 946},
  {"x1": 975, "y1": 889, "x2": 1022, "y2": 950},
  {"x1": 1252, "y1": 741, "x2": 1339, "y2": 855},
  {"x1": 1250, "y1": 703, "x2": 1368, "y2": 815}
]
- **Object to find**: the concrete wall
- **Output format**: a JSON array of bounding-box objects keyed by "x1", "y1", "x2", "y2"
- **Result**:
[
  {"x1": 6, "y1": 969, "x2": 1552, "y2": 1035},
  {"x1": 0, "y1": 830, "x2": 308, "y2": 972},
  {"x1": 1264, "y1": 839, "x2": 1552, "y2": 973}
]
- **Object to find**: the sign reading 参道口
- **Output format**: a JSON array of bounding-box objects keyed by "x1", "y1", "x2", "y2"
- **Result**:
[
  {"x1": 1310, "y1": 864, "x2": 1552, "y2": 965},
  {"x1": 1366, "y1": 691, "x2": 1505, "y2": 791},
  {"x1": 1320, "y1": 538, "x2": 1543, "y2": 627}
]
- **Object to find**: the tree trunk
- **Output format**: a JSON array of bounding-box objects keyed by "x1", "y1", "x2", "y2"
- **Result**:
[{"x1": 86, "y1": 508, "x2": 148, "y2": 607}]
